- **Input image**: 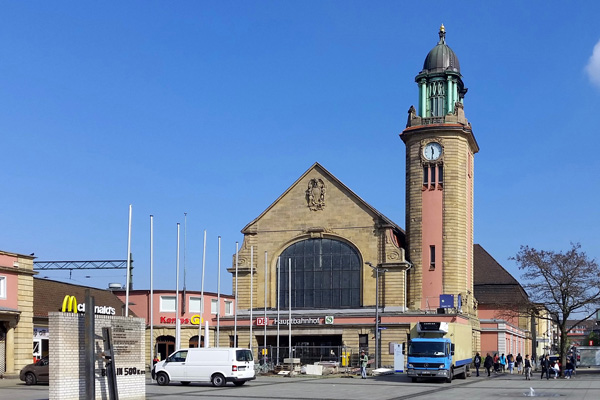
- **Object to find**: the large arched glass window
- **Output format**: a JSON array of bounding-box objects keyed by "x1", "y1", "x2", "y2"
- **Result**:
[{"x1": 278, "y1": 238, "x2": 361, "y2": 309}]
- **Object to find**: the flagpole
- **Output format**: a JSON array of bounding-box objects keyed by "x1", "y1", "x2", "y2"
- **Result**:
[
  {"x1": 183, "y1": 213, "x2": 187, "y2": 314},
  {"x1": 249, "y1": 246, "x2": 253, "y2": 351},
  {"x1": 150, "y1": 215, "x2": 154, "y2": 363},
  {"x1": 276, "y1": 257, "x2": 280, "y2": 365},
  {"x1": 264, "y1": 251, "x2": 267, "y2": 362},
  {"x1": 175, "y1": 223, "x2": 181, "y2": 350},
  {"x1": 200, "y1": 230, "x2": 206, "y2": 347},
  {"x1": 234, "y1": 242, "x2": 239, "y2": 347},
  {"x1": 125, "y1": 204, "x2": 132, "y2": 316},
  {"x1": 288, "y1": 257, "x2": 292, "y2": 369},
  {"x1": 217, "y1": 236, "x2": 221, "y2": 346}
]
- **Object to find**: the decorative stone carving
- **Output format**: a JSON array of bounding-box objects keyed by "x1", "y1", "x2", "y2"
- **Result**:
[{"x1": 306, "y1": 178, "x2": 326, "y2": 211}]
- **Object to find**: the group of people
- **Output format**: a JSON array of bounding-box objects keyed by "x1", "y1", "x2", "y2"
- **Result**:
[
  {"x1": 474, "y1": 352, "x2": 533, "y2": 379},
  {"x1": 473, "y1": 352, "x2": 576, "y2": 380},
  {"x1": 539, "y1": 354, "x2": 576, "y2": 380}
]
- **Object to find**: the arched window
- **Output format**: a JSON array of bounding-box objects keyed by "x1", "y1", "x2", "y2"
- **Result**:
[{"x1": 278, "y1": 238, "x2": 361, "y2": 309}]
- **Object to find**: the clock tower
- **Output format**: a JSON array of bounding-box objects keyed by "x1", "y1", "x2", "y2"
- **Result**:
[{"x1": 401, "y1": 25, "x2": 479, "y2": 316}]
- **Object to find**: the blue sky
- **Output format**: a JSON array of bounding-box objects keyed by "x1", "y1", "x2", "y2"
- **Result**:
[{"x1": 2, "y1": 1, "x2": 599, "y2": 295}]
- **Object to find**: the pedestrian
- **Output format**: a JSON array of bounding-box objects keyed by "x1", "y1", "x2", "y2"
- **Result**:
[
  {"x1": 473, "y1": 352, "x2": 481, "y2": 377},
  {"x1": 484, "y1": 353, "x2": 493, "y2": 377},
  {"x1": 524, "y1": 354, "x2": 532, "y2": 380},
  {"x1": 516, "y1": 353, "x2": 523, "y2": 374},
  {"x1": 499, "y1": 353, "x2": 506, "y2": 372},
  {"x1": 540, "y1": 355, "x2": 550, "y2": 380},
  {"x1": 564, "y1": 359, "x2": 574, "y2": 379},
  {"x1": 493, "y1": 353, "x2": 499, "y2": 373},
  {"x1": 507, "y1": 353, "x2": 514, "y2": 374},
  {"x1": 360, "y1": 350, "x2": 368, "y2": 379},
  {"x1": 551, "y1": 360, "x2": 560, "y2": 379}
]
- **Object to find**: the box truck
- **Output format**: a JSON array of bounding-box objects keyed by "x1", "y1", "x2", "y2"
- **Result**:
[{"x1": 407, "y1": 322, "x2": 472, "y2": 383}]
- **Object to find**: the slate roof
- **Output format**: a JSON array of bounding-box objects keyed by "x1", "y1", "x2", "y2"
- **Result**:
[
  {"x1": 33, "y1": 278, "x2": 134, "y2": 318},
  {"x1": 473, "y1": 244, "x2": 529, "y2": 305}
]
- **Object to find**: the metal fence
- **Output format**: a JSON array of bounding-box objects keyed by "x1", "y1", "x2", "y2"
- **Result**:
[{"x1": 255, "y1": 345, "x2": 370, "y2": 372}]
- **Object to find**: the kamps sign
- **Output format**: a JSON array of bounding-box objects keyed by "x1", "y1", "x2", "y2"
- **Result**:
[{"x1": 61, "y1": 295, "x2": 116, "y2": 316}]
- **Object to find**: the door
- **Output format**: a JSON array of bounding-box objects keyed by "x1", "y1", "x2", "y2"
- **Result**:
[{"x1": 164, "y1": 350, "x2": 188, "y2": 381}]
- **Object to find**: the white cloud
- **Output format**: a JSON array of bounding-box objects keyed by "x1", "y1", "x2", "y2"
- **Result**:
[{"x1": 585, "y1": 39, "x2": 600, "y2": 88}]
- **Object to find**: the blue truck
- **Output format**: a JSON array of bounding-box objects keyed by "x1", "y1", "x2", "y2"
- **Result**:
[{"x1": 406, "y1": 322, "x2": 471, "y2": 383}]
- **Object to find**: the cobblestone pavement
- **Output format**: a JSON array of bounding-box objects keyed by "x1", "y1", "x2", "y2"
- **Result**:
[{"x1": 1, "y1": 368, "x2": 599, "y2": 399}]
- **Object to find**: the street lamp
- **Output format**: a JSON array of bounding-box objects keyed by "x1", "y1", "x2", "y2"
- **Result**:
[{"x1": 365, "y1": 262, "x2": 388, "y2": 369}]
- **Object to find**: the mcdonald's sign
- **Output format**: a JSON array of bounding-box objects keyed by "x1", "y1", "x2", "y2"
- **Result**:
[
  {"x1": 61, "y1": 295, "x2": 116, "y2": 315},
  {"x1": 62, "y1": 295, "x2": 78, "y2": 313}
]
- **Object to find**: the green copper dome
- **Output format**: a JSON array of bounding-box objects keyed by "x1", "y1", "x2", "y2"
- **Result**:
[{"x1": 422, "y1": 24, "x2": 460, "y2": 74}]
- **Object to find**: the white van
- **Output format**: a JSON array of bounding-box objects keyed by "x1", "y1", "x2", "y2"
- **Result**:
[{"x1": 152, "y1": 347, "x2": 255, "y2": 387}]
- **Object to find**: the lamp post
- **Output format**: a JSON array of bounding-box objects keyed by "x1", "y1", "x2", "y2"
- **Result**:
[{"x1": 365, "y1": 262, "x2": 388, "y2": 369}]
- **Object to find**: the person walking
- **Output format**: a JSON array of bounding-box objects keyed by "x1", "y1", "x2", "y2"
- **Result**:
[
  {"x1": 524, "y1": 354, "x2": 532, "y2": 380},
  {"x1": 499, "y1": 353, "x2": 506, "y2": 373},
  {"x1": 473, "y1": 352, "x2": 482, "y2": 377},
  {"x1": 359, "y1": 350, "x2": 368, "y2": 379},
  {"x1": 507, "y1": 353, "x2": 514, "y2": 374},
  {"x1": 493, "y1": 353, "x2": 499, "y2": 373},
  {"x1": 540, "y1": 355, "x2": 551, "y2": 380},
  {"x1": 516, "y1": 353, "x2": 523, "y2": 375},
  {"x1": 484, "y1": 353, "x2": 494, "y2": 377}
]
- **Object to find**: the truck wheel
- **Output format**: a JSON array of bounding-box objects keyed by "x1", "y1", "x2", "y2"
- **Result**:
[
  {"x1": 411, "y1": 377, "x2": 417, "y2": 383},
  {"x1": 156, "y1": 372, "x2": 170, "y2": 386},
  {"x1": 445, "y1": 369, "x2": 453, "y2": 383},
  {"x1": 211, "y1": 373, "x2": 226, "y2": 387}
]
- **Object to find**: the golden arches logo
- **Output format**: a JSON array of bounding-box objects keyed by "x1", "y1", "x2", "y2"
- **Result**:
[{"x1": 62, "y1": 295, "x2": 78, "y2": 313}]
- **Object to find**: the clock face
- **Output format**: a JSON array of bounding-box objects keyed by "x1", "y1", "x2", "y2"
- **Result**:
[{"x1": 423, "y1": 142, "x2": 442, "y2": 161}]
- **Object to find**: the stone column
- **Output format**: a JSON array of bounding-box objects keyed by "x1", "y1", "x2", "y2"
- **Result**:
[{"x1": 5, "y1": 319, "x2": 16, "y2": 373}]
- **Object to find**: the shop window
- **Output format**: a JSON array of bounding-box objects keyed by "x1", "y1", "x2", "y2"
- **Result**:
[
  {"x1": 211, "y1": 299, "x2": 218, "y2": 314},
  {"x1": 160, "y1": 295, "x2": 176, "y2": 312},
  {"x1": 0, "y1": 276, "x2": 6, "y2": 299},
  {"x1": 189, "y1": 296, "x2": 202, "y2": 313},
  {"x1": 278, "y1": 238, "x2": 361, "y2": 309},
  {"x1": 225, "y1": 300, "x2": 233, "y2": 316}
]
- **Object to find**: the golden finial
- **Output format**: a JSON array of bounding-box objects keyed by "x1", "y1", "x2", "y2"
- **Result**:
[{"x1": 440, "y1": 24, "x2": 445, "y2": 33}]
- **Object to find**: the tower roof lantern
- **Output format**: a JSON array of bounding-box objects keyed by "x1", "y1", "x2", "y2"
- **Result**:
[{"x1": 421, "y1": 24, "x2": 461, "y2": 75}]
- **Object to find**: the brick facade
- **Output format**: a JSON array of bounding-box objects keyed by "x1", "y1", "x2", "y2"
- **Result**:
[{"x1": 49, "y1": 312, "x2": 145, "y2": 400}]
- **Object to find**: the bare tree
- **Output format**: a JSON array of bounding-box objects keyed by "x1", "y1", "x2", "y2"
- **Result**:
[{"x1": 512, "y1": 243, "x2": 600, "y2": 373}]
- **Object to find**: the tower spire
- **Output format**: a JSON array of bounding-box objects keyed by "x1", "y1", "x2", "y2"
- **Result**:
[{"x1": 438, "y1": 24, "x2": 446, "y2": 44}]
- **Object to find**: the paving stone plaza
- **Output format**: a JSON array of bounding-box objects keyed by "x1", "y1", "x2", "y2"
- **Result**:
[{"x1": 2, "y1": 368, "x2": 600, "y2": 400}]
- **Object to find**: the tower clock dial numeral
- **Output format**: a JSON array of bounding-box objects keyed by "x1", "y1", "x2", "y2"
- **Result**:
[{"x1": 423, "y1": 142, "x2": 442, "y2": 161}]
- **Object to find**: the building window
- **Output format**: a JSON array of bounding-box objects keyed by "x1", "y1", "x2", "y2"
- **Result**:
[
  {"x1": 279, "y1": 238, "x2": 361, "y2": 309},
  {"x1": 429, "y1": 246, "x2": 436, "y2": 270},
  {"x1": 189, "y1": 297, "x2": 203, "y2": 313},
  {"x1": 225, "y1": 300, "x2": 233, "y2": 316},
  {"x1": 423, "y1": 166, "x2": 429, "y2": 186},
  {"x1": 438, "y1": 165, "x2": 443, "y2": 185},
  {"x1": 211, "y1": 299, "x2": 218, "y2": 314},
  {"x1": 430, "y1": 165, "x2": 436, "y2": 185},
  {"x1": 160, "y1": 296, "x2": 176, "y2": 312},
  {"x1": 0, "y1": 276, "x2": 5, "y2": 299}
]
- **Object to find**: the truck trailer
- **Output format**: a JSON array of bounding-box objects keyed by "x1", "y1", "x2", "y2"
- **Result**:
[{"x1": 407, "y1": 321, "x2": 472, "y2": 383}]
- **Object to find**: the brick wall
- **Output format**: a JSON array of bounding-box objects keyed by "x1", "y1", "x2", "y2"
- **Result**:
[{"x1": 49, "y1": 312, "x2": 145, "y2": 400}]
